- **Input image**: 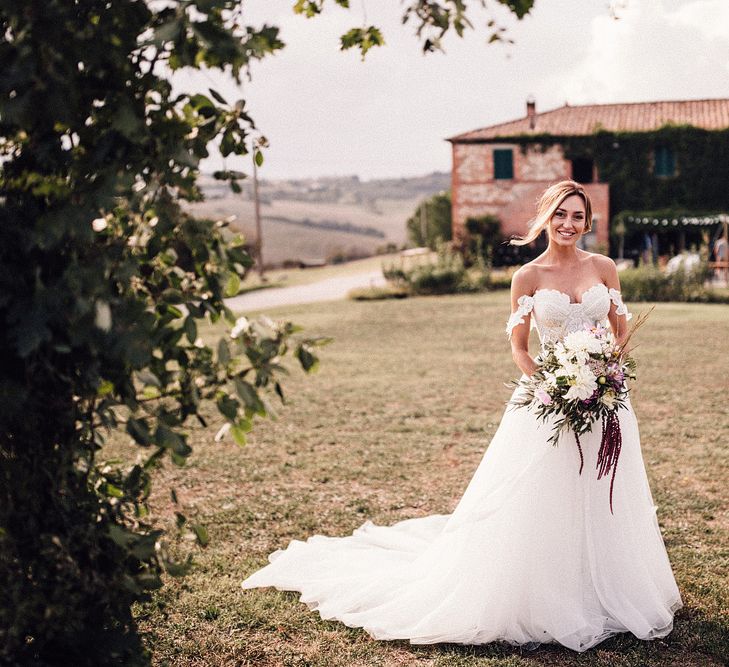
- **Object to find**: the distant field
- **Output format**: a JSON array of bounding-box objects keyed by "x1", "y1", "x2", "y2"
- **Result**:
[
  {"x1": 112, "y1": 293, "x2": 728, "y2": 666},
  {"x1": 186, "y1": 196, "x2": 417, "y2": 265}
]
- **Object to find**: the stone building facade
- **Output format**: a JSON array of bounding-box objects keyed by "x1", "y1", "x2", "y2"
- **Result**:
[{"x1": 448, "y1": 98, "x2": 729, "y2": 253}]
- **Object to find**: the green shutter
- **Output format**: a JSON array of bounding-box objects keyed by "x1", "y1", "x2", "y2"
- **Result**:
[
  {"x1": 494, "y1": 149, "x2": 514, "y2": 180},
  {"x1": 654, "y1": 146, "x2": 675, "y2": 177}
]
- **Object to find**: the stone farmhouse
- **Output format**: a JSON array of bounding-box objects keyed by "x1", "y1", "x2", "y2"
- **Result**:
[{"x1": 447, "y1": 98, "x2": 729, "y2": 257}]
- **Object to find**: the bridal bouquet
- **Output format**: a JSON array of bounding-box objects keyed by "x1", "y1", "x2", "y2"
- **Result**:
[{"x1": 510, "y1": 312, "x2": 649, "y2": 513}]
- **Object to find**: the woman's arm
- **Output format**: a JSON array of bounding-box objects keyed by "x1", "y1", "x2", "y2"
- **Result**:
[
  {"x1": 509, "y1": 267, "x2": 538, "y2": 376},
  {"x1": 598, "y1": 255, "x2": 631, "y2": 346}
]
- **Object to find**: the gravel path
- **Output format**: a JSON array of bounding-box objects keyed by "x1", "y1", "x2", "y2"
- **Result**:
[{"x1": 225, "y1": 269, "x2": 387, "y2": 312}]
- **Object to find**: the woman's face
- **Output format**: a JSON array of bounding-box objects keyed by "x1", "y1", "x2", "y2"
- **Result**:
[{"x1": 547, "y1": 194, "x2": 586, "y2": 247}]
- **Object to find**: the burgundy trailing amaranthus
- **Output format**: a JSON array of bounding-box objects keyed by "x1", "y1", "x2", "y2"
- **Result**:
[{"x1": 597, "y1": 411, "x2": 623, "y2": 514}]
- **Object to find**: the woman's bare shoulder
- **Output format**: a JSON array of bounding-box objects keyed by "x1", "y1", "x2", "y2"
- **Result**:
[
  {"x1": 511, "y1": 262, "x2": 541, "y2": 295},
  {"x1": 586, "y1": 252, "x2": 618, "y2": 280}
]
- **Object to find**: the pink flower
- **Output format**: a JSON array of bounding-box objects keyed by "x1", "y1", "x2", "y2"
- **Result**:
[{"x1": 535, "y1": 388, "x2": 553, "y2": 405}]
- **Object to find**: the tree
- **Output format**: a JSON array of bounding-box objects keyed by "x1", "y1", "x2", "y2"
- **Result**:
[
  {"x1": 0, "y1": 1, "x2": 535, "y2": 664},
  {"x1": 407, "y1": 192, "x2": 453, "y2": 248}
]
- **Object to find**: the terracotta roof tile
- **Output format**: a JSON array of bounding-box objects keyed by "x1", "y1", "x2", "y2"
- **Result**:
[{"x1": 449, "y1": 99, "x2": 729, "y2": 142}]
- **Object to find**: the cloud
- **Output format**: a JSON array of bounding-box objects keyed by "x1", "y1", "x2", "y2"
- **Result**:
[
  {"x1": 548, "y1": 0, "x2": 729, "y2": 105},
  {"x1": 183, "y1": 0, "x2": 729, "y2": 179}
]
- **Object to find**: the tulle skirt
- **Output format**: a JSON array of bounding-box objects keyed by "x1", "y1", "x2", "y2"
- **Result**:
[{"x1": 240, "y1": 384, "x2": 682, "y2": 652}]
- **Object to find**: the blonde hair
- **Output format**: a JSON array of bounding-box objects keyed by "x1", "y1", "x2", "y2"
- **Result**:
[{"x1": 510, "y1": 180, "x2": 593, "y2": 246}]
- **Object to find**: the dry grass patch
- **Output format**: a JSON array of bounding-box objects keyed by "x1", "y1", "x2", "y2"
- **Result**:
[{"x1": 107, "y1": 293, "x2": 728, "y2": 666}]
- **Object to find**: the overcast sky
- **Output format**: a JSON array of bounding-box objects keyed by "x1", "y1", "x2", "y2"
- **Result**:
[{"x1": 178, "y1": 0, "x2": 729, "y2": 181}]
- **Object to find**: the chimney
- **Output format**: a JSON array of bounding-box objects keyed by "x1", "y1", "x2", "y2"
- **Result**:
[{"x1": 526, "y1": 96, "x2": 536, "y2": 130}]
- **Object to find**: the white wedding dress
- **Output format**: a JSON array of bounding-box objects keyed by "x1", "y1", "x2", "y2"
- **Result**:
[{"x1": 241, "y1": 283, "x2": 683, "y2": 652}]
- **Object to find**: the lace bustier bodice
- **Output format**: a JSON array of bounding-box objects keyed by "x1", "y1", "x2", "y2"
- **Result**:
[{"x1": 506, "y1": 283, "x2": 632, "y2": 345}]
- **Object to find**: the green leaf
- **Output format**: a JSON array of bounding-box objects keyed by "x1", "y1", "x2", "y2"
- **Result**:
[
  {"x1": 163, "y1": 555, "x2": 193, "y2": 577},
  {"x1": 296, "y1": 344, "x2": 319, "y2": 372},
  {"x1": 230, "y1": 419, "x2": 252, "y2": 446},
  {"x1": 224, "y1": 271, "x2": 241, "y2": 297},
  {"x1": 127, "y1": 418, "x2": 152, "y2": 446},
  {"x1": 217, "y1": 338, "x2": 231, "y2": 364},
  {"x1": 184, "y1": 315, "x2": 197, "y2": 343},
  {"x1": 136, "y1": 572, "x2": 164, "y2": 591},
  {"x1": 107, "y1": 523, "x2": 136, "y2": 548},
  {"x1": 208, "y1": 88, "x2": 227, "y2": 105},
  {"x1": 130, "y1": 531, "x2": 162, "y2": 560},
  {"x1": 216, "y1": 393, "x2": 238, "y2": 420},
  {"x1": 254, "y1": 150, "x2": 264, "y2": 167},
  {"x1": 142, "y1": 386, "x2": 161, "y2": 399},
  {"x1": 234, "y1": 378, "x2": 265, "y2": 414},
  {"x1": 104, "y1": 483, "x2": 124, "y2": 498},
  {"x1": 155, "y1": 425, "x2": 191, "y2": 457},
  {"x1": 340, "y1": 26, "x2": 385, "y2": 59},
  {"x1": 190, "y1": 523, "x2": 210, "y2": 547},
  {"x1": 137, "y1": 369, "x2": 161, "y2": 387},
  {"x1": 97, "y1": 379, "x2": 115, "y2": 397}
]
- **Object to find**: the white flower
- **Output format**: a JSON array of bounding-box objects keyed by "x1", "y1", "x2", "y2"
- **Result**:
[
  {"x1": 231, "y1": 316, "x2": 250, "y2": 338},
  {"x1": 214, "y1": 423, "x2": 231, "y2": 442},
  {"x1": 563, "y1": 365, "x2": 598, "y2": 401},
  {"x1": 193, "y1": 337, "x2": 205, "y2": 348},
  {"x1": 563, "y1": 330, "x2": 603, "y2": 355},
  {"x1": 565, "y1": 378, "x2": 597, "y2": 401},
  {"x1": 259, "y1": 315, "x2": 276, "y2": 329},
  {"x1": 601, "y1": 390, "x2": 617, "y2": 409},
  {"x1": 94, "y1": 300, "x2": 112, "y2": 331},
  {"x1": 576, "y1": 363, "x2": 597, "y2": 383},
  {"x1": 91, "y1": 217, "x2": 107, "y2": 232},
  {"x1": 555, "y1": 360, "x2": 580, "y2": 378}
]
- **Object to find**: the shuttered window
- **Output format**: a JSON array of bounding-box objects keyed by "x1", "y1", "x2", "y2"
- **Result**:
[
  {"x1": 493, "y1": 149, "x2": 514, "y2": 180},
  {"x1": 654, "y1": 146, "x2": 676, "y2": 177}
]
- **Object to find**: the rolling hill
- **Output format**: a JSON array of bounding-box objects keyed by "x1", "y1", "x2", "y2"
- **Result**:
[{"x1": 186, "y1": 172, "x2": 450, "y2": 266}]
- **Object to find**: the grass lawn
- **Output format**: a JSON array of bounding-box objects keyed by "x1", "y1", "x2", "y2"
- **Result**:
[{"x1": 122, "y1": 291, "x2": 728, "y2": 666}]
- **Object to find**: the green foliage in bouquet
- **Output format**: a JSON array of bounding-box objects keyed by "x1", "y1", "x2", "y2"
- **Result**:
[{"x1": 509, "y1": 328, "x2": 638, "y2": 448}]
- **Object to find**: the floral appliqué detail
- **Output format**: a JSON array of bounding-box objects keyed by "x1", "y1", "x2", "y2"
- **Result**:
[
  {"x1": 608, "y1": 288, "x2": 632, "y2": 321},
  {"x1": 506, "y1": 294, "x2": 535, "y2": 339}
]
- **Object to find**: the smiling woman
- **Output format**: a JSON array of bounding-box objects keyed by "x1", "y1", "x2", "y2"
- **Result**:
[
  {"x1": 241, "y1": 180, "x2": 682, "y2": 652},
  {"x1": 510, "y1": 180, "x2": 593, "y2": 249}
]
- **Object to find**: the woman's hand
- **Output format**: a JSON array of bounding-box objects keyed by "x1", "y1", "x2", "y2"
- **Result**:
[{"x1": 512, "y1": 348, "x2": 538, "y2": 377}]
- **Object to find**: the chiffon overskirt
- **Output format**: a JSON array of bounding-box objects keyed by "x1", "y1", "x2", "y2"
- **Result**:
[{"x1": 241, "y1": 385, "x2": 682, "y2": 652}]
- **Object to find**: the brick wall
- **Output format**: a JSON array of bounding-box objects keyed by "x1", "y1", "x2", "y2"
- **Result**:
[{"x1": 451, "y1": 142, "x2": 610, "y2": 250}]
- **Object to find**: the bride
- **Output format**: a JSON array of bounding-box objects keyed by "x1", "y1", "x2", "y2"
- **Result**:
[{"x1": 241, "y1": 180, "x2": 683, "y2": 652}]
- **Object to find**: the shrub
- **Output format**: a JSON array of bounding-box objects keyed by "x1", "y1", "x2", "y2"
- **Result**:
[
  {"x1": 0, "y1": 4, "x2": 329, "y2": 665},
  {"x1": 488, "y1": 271, "x2": 514, "y2": 290},
  {"x1": 406, "y1": 192, "x2": 452, "y2": 249},
  {"x1": 464, "y1": 214, "x2": 502, "y2": 267},
  {"x1": 382, "y1": 242, "x2": 489, "y2": 295},
  {"x1": 619, "y1": 262, "x2": 726, "y2": 302}
]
